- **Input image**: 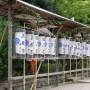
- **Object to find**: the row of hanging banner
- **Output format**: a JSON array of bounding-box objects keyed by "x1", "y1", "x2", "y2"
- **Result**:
[
  {"x1": 15, "y1": 31, "x2": 90, "y2": 57},
  {"x1": 59, "y1": 38, "x2": 90, "y2": 57},
  {"x1": 15, "y1": 31, "x2": 56, "y2": 55}
]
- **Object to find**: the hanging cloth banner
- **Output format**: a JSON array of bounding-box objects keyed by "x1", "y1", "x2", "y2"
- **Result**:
[
  {"x1": 51, "y1": 38, "x2": 56, "y2": 55},
  {"x1": 41, "y1": 36, "x2": 46, "y2": 55},
  {"x1": 37, "y1": 36, "x2": 42, "y2": 55},
  {"x1": 44, "y1": 36, "x2": 48, "y2": 55},
  {"x1": 46, "y1": 37, "x2": 51, "y2": 55},
  {"x1": 41, "y1": 36, "x2": 46, "y2": 54},
  {"x1": 15, "y1": 32, "x2": 90, "y2": 57},
  {"x1": 59, "y1": 38, "x2": 67, "y2": 55},
  {"x1": 26, "y1": 34, "x2": 34, "y2": 55},
  {"x1": 34, "y1": 35, "x2": 39, "y2": 55},
  {"x1": 59, "y1": 38, "x2": 90, "y2": 57},
  {"x1": 69, "y1": 41, "x2": 76, "y2": 56},
  {"x1": 81, "y1": 42, "x2": 87, "y2": 56},
  {"x1": 76, "y1": 42, "x2": 82, "y2": 57},
  {"x1": 65, "y1": 39, "x2": 70, "y2": 55},
  {"x1": 87, "y1": 44, "x2": 90, "y2": 56},
  {"x1": 15, "y1": 31, "x2": 26, "y2": 54}
]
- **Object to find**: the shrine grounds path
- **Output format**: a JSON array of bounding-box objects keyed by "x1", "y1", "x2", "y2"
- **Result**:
[{"x1": 38, "y1": 83, "x2": 90, "y2": 90}]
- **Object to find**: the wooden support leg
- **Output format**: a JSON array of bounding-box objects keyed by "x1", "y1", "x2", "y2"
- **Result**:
[
  {"x1": 23, "y1": 23, "x2": 26, "y2": 90},
  {"x1": 23, "y1": 58, "x2": 26, "y2": 90},
  {"x1": 81, "y1": 58, "x2": 84, "y2": 79},
  {"x1": 8, "y1": 4, "x2": 13, "y2": 90},
  {"x1": 63, "y1": 58, "x2": 65, "y2": 83},
  {"x1": 87, "y1": 59, "x2": 89, "y2": 78},
  {"x1": 76, "y1": 58, "x2": 78, "y2": 79},
  {"x1": 31, "y1": 60, "x2": 42, "y2": 90},
  {"x1": 56, "y1": 60, "x2": 59, "y2": 85},
  {"x1": 48, "y1": 59, "x2": 50, "y2": 85},
  {"x1": 70, "y1": 57, "x2": 72, "y2": 77}
]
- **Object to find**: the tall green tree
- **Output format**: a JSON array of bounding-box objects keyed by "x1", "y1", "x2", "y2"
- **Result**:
[
  {"x1": 56, "y1": 0, "x2": 90, "y2": 24},
  {"x1": 0, "y1": 17, "x2": 8, "y2": 80},
  {"x1": 24, "y1": 0, "x2": 90, "y2": 25}
]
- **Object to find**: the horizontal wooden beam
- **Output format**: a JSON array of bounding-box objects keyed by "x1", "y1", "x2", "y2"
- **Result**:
[{"x1": 12, "y1": 68, "x2": 90, "y2": 80}]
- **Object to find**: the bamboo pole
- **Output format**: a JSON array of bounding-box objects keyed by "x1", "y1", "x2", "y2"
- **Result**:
[
  {"x1": 8, "y1": 3, "x2": 13, "y2": 90},
  {"x1": 75, "y1": 57, "x2": 78, "y2": 79},
  {"x1": 70, "y1": 56, "x2": 72, "y2": 77},
  {"x1": 48, "y1": 58, "x2": 50, "y2": 85},
  {"x1": 69, "y1": 38, "x2": 72, "y2": 77},
  {"x1": 30, "y1": 61, "x2": 42, "y2": 90},
  {"x1": 87, "y1": 58, "x2": 89, "y2": 78},
  {"x1": 23, "y1": 58, "x2": 26, "y2": 90},
  {"x1": 23, "y1": 23, "x2": 26, "y2": 90},
  {"x1": 34, "y1": 59, "x2": 37, "y2": 90},
  {"x1": 81, "y1": 57, "x2": 84, "y2": 79},
  {"x1": 63, "y1": 55, "x2": 65, "y2": 83}
]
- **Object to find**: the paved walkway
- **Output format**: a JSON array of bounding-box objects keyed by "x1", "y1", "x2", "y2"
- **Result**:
[{"x1": 40, "y1": 83, "x2": 90, "y2": 90}]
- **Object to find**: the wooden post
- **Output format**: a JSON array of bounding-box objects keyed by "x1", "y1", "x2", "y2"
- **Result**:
[
  {"x1": 81, "y1": 57, "x2": 84, "y2": 79},
  {"x1": 70, "y1": 56, "x2": 72, "y2": 77},
  {"x1": 63, "y1": 57, "x2": 65, "y2": 83},
  {"x1": 55, "y1": 37, "x2": 59, "y2": 85},
  {"x1": 8, "y1": 3, "x2": 13, "y2": 90},
  {"x1": 48, "y1": 58, "x2": 50, "y2": 85},
  {"x1": 55, "y1": 59, "x2": 59, "y2": 85},
  {"x1": 23, "y1": 58, "x2": 26, "y2": 90},
  {"x1": 23, "y1": 23, "x2": 26, "y2": 90},
  {"x1": 76, "y1": 58, "x2": 78, "y2": 78},
  {"x1": 87, "y1": 59, "x2": 89, "y2": 78},
  {"x1": 34, "y1": 59, "x2": 37, "y2": 90}
]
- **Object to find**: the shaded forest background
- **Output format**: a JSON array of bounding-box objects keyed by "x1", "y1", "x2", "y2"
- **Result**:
[{"x1": 0, "y1": 0, "x2": 90, "y2": 80}]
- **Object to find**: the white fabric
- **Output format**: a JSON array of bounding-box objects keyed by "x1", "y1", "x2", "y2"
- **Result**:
[
  {"x1": 15, "y1": 33, "x2": 90, "y2": 57},
  {"x1": 15, "y1": 32, "x2": 26, "y2": 54},
  {"x1": 39, "y1": 36, "x2": 45, "y2": 54},
  {"x1": 59, "y1": 38, "x2": 67, "y2": 54},
  {"x1": 26, "y1": 34, "x2": 34, "y2": 55},
  {"x1": 51, "y1": 38, "x2": 56, "y2": 55},
  {"x1": 59, "y1": 38, "x2": 90, "y2": 57},
  {"x1": 34, "y1": 35, "x2": 39, "y2": 54},
  {"x1": 87, "y1": 44, "x2": 90, "y2": 56},
  {"x1": 46, "y1": 37, "x2": 51, "y2": 54}
]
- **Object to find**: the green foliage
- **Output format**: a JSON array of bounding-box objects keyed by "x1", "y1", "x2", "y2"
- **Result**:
[
  {"x1": 40, "y1": 62, "x2": 56, "y2": 73},
  {"x1": 56, "y1": 0, "x2": 90, "y2": 24},
  {"x1": 25, "y1": 0, "x2": 90, "y2": 25},
  {"x1": 0, "y1": 17, "x2": 8, "y2": 80}
]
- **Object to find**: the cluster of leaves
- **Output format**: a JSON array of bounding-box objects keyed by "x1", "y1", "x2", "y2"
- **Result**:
[
  {"x1": 56, "y1": 0, "x2": 90, "y2": 25},
  {"x1": 24, "y1": 0, "x2": 90, "y2": 25},
  {"x1": 0, "y1": 17, "x2": 8, "y2": 80}
]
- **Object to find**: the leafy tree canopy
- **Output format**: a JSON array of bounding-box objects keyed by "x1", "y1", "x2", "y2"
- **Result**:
[{"x1": 24, "y1": 0, "x2": 90, "y2": 25}]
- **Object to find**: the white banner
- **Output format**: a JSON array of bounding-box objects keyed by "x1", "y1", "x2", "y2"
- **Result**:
[
  {"x1": 26, "y1": 34, "x2": 34, "y2": 55},
  {"x1": 39, "y1": 36, "x2": 45, "y2": 54},
  {"x1": 15, "y1": 33, "x2": 90, "y2": 57},
  {"x1": 87, "y1": 44, "x2": 90, "y2": 56},
  {"x1": 59, "y1": 38, "x2": 90, "y2": 57},
  {"x1": 41, "y1": 36, "x2": 46, "y2": 55},
  {"x1": 59, "y1": 38, "x2": 67, "y2": 54},
  {"x1": 51, "y1": 38, "x2": 56, "y2": 55},
  {"x1": 65, "y1": 39, "x2": 70, "y2": 55},
  {"x1": 37, "y1": 36, "x2": 42, "y2": 54},
  {"x1": 15, "y1": 32, "x2": 26, "y2": 54},
  {"x1": 81, "y1": 42, "x2": 86, "y2": 56},
  {"x1": 34, "y1": 35, "x2": 39, "y2": 54},
  {"x1": 45, "y1": 37, "x2": 50, "y2": 54}
]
